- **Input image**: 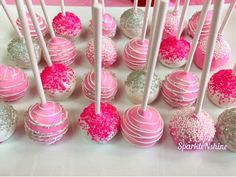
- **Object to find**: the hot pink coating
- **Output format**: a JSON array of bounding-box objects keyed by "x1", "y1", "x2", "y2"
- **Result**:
[
  {"x1": 46, "y1": 37, "x2": 78, "y2": 66},
  {"x1": 121, "y1": 105, "x2": 164, "y2": 148},
  {"x1": 24, "y1": 101, "x2": 69, "y2": 144},
  {"x1": 90, "y1": 13, "x2": 117, "y2": 38},
  {"x1": 78, "y1": 102, "x2": 120, "y2": 143},
  {"x1": 169, "y1": 107, "x2": 215, "y2": 148},
  {"x1": 0, "y1": 65, "x2": 28, "y2": 102},
  {"x1": 187, "y1": 10, "x2": 212, "y2": 38},
  {"x1": 208, "y1": 69, "x2": 236, "y2": 108},
  {"x1": 162, "y1": 70, "x2": 199, "y2": 108},
  {"x1": 163, "y1": 10, "x2": 180, "y2": 39},
  {"x1": 86, "y1": 37, "x2": 117, "y2": 68},
  {"x1": 194, "y1": 34, "x2": 231, "y2": 71},
  {"x1": 82, "y1": 69, "x2": 118, "y2": 102},
  {"x1": 159, "y1": 37, "x2": 190, "y2": 68},
  {"x1": 16, "y1": 12, "x2": 47, "y2": 38},
  {"x1": 52, "y1": 11, "x2": 82, "y2": 39},
  {"x1": 123, "y1": 38, "x2": 149, "y2": 70}
]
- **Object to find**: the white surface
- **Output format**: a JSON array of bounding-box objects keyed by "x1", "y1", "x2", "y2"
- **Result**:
[{"x1": 0, "y1": 5, "x2": 235, "y2": 176}]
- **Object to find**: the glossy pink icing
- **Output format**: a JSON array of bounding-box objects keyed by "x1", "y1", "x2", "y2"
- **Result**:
[
  {"x1": 194, "y1": 34, "x2": 231, "y2": 71},
  {"x1": 46, "y1": 37, "x2": 78, "y2": 66},
  {"x1": 163, "y1": 10, "x2": 180, "y2": 39},
  {"x1": 123, "y1": 38, "x2": 149, "y2": 70},
  {"x1": 162, "y1": 70, "x2": 199, "y2": 108},
  {"x1": 82, "y1": 69, "x2": 118, "y2": 102},
  {"x1": 121, "y1": 105, "x2": 164, "y2": 148},
  {"x1": 0, "y1": 65, "x2": 28, "y2": 102}
]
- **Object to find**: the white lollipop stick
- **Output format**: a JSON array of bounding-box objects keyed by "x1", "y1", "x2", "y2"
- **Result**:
[
  {"x1": 195, "y1": 0, "x2": 223, "y2": 115},
  {"x1": 185, "y1": 0, "x2": 211, "y2": 72},
  {"x1": 0, "y1": 0, "x2": 22, "y2": 38},
  {"x1": 140, "y1": 0, "x2": 152, "y2": 43},
  {"x1": 93, "y1": 3, "x2": 103, "y2": 114},
  {"x1": 134, "y1": 0, "x2": 138, "y2": 13},
  {"x1": 233, "y1": 63, "x2": 236, "y2": 74},
  {"x1": 40, "y1": 0, "x2": 56, "y2": 38},
  {"x1": 141, "y1": 0, "x2": 168, "y2": 112},
  {"x1": 176, "y1": 0, "x2": 190, "y2": 40},
  {"x1": 218, "y1": 0, "x2": 236, "y2": 34},
  {"x1": 174, "y1": 0, "x2": 180, "y2": 12},
  {"x1": 60, "y1": 0, "x2": 65, "y2": 16},
  {"x1": 101, "y1": 0, "x2": 105, "y2": 14},
  {"x1": 16, "y1": 0, "x2": 47, "y2": 105},
  {"x1": 25, "y1": 0, "x2": 52, "y2": 66}
]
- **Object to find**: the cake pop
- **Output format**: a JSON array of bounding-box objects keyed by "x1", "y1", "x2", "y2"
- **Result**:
[
  {"x1": 0, "y1": 102, "x2": 17, "y2": 142},
  {"x1": 159, "y1": 0, "x2": 191, "y2": 68},
  {"x1": 26, "y1": 0, "x2": 76, "y2": 101},
  {"x1": 123, "y1": 0, "x2": 152, "y2": 70},
  {"x1": 0, "y1": 0, "x2": 42, "y2": 69},
  {"x1": 89, "y1": 0, "x2": 117, "y2": 38},
  {"x1": 162, "y1": 0, "x2": 180, "y2": 39},
  {"x1": 122, "y1": 0, "x2": 167, "y2": 148},
  {"x1": 120, "y1": 0, "x2": 145, "y2": 38},
  {"x1": 79, "y1": 3, "x2": 120, "y2": 143},
  {"x1": 169, "y1": 0, "x2": 223, "y2": 149},
  {"x1": 161, "y1": 0, "x2": 211, "y2": 108},
  {"x1": 216, "y1": 108, "x2": 236, "y2": 152},
  {"x1": 52, "y1": 0, "x2": 82, "y2": 40},
  {"x1": 40, "y1": 0, "x2": 78, "y2": 66},
  {"x1": 16, "y1": 0, "x2": 69, "y2": 144},
  {"x1": 194, "y1": 0, "x2": 235, "y2": 71},
  {"x1": 86, "y1": 37, "x2": 117, "y2": 68}
]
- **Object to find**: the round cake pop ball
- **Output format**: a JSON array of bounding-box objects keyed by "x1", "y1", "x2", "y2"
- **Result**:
[
  {"x1": 194, "y1": 34, "x2": 231, "y2": 71},
  {"x1": 40, "y1": 64, "x2": 76, "y2": 101},
  {"x1": 187, "y1": 10, "x2": 212, "y2": 38},
  {"x1": 120, "y1": 8, "x2": 145, "y2": 38},
  {"x1": 0, "y1": 65, "x2": 29, "y2": 102},
  {"x1": 78, "y1": 102, "x2": 120, "y2": 143},
  {"x1": 52, "y1": 11, "x2": 82, "y2": 40},
  {"x1": 121, "y1": 105, "x2": 164, "y2": 148},
  {"x1": 46, "y1": 37, "x2": 78, "y2": 66},
  {"x1": 90, "y1": 13, "x2": 117, "y2": 38},
  {"x1": 0, "y1": 103, "x2": 17, "y2": 142},
  {"x1": 169, "y1": 107, "x2": 215, "y2": 148},
  {"x1": 24, "y1": 101, "x2": 69, "y2": 144},
  {"x1": 125, "y1": 70, "x2": 161, "y2": 104},
  {"x1": 159, "y1": 37, "x2": 190, "y2": 68},
  {"x1": 208, "y1": 69, "x2": 236, "y2": 108},
  {"x1": 82, "y1": 70, "x2": 118, "y2": 102},
  {"x1": 7, "y1": 37, "x2": 41, "y2": 69},
  {"x1": 16, "y1": 12, "x2": 47, "y2": 38},
  {"x1": 86, "y1": 37, "x2": 117, "y2": 68},
  {"x1": 162, "y1": 70, "x2": 199, "y2": 108},
  {"x1": 123, "y1": 38, "x2": 149, "y2": 70},
  {"x1": 216, "y1": 108, "x2": 236, "y2": 152},
  {"x1": 162, "y1": 10, "x2": 180, "y2": 39}
]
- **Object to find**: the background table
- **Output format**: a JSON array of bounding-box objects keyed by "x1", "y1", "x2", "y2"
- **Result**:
[{"x1": 0, "y1": 4, "x2": 235, "y2": 176}]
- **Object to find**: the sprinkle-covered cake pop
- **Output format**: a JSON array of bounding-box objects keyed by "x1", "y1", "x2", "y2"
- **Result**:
[
  {"x1": 0, "y1": 103, "x2": 17, "y2": 142},
  {"x1": 82, "y1": 70, "x2": 118, "y2": 102},
  {"x1": 216, "y1": 108, "x2": 236, "y2": 152},
  {"x1": 86, "y1": 37, "x2": 117, "y2": 68},
  {"x1": 125, "y1": 70, "x2": 160, "y2": 104},
  {"x1": 163, "y1": 10, "x2": 180, "y2": 39},
  {"x1": 0, "y1": 65, "x2": 28, "y2": 102}
]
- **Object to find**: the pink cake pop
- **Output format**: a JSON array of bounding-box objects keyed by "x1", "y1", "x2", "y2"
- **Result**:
[
  {"x1": 52, "y1": 0, "x2": 82, "y2": 40},
  {"x1": 0, "y1": 64, "x2": 28, "y2": 102},
  {"x1": 169, "y1": 0, "x2": 223, "y2": 149},
  {"x1": 162, "y1": 0, "x2": 180, "y2": 39},
  {"x1": 121, "y1": 0, "x2": 168, "y2": 148},
  {"x1": 79, "y1": 3, "x2": 120, "y2": 143},
  {"x1": 123, "y1": 0, "x2": 152, "y2": 70},
  {"x1": 86, "y1": 37, "x2": 117, "y2": 68},
  {"x1": 159, "y1": 0, "x2": 191, "y2": 68},
  {"x1": 26, "y1": 0, "x2": 76, "y2": 101},
  {"x1": 16, "y1": 0, "x2": 69, "y2": 144},
  {"x1": 40, "y1": 0, "x2": 78, "y2": 66},
  {"x1": 161, "y1": 0, "x2": 211, "y2": 108}
]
